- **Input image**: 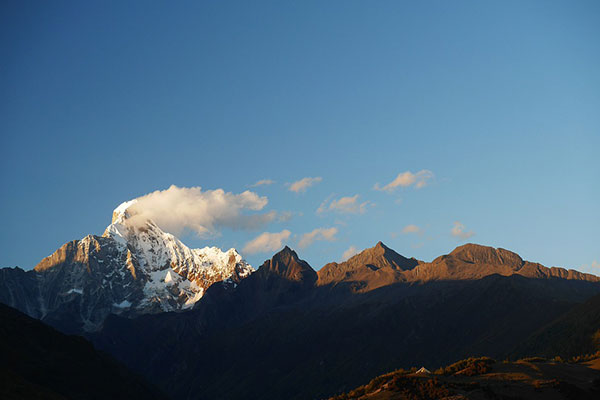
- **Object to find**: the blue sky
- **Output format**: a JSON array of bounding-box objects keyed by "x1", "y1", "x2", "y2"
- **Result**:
[{"x1": 1, "y1": 1, "x2": 598, "y2": 273}]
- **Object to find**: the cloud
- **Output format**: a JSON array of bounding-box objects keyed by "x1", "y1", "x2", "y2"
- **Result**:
[
  {"x1": 341, "y1": 245, "x2": 359, "y2": 261},
  {"x1": 242, "y1": 230, "x2": 291, "y2": 254},
  {"x1": 592, "y1": 260, "x2": 600, "y2": 270},
  {"x1": 278, "y1": 211, "x2": 294, "y2": 222},
  {"x1": 402, "y1": 224, "x2": 422, "y2": 234},
  {"x1": 317, "y1": 195, "x2": 370, "y2": 214},
  {"x1": 289, "y1": 177, "x2": 322, "y2": 193},
  {"x1": 298, "y1": 227, "x2": 338, "y2": 248},
  {"x1": 124, "y1": 185, "x2": 275, "y2": 237},
  {"x1": 451, "y1": 221, "x2": 475, "y2": 240},
  {"x1": 374, "y1": 170, "x2": 434, "y2": 192},
  {"x1": 249, "y1": 179, "x2": 275, "y2": 187}
]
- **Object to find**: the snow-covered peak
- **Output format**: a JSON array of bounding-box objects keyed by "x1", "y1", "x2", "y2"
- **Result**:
[
  {"x1": 102, "y1": 201, "x2": 254, "y2": 312},
  {"x1": 111, "y1": 199, "x2": 138, "y2": 224}
]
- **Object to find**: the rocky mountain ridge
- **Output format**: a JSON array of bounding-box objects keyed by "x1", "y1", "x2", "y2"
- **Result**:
[
  {"x1": 92, "y1": 243, "x2": 600, "y2": 400},
  {"x1": 317, "y1": 242, "x2": 599, "y2": 293},
  {"x1": 0, "y1": 200, "x2": 253, "y2": 332}
]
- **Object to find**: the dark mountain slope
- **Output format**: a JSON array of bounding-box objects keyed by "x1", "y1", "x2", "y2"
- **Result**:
[
  {"x1": 0, "y1": 303, "x2": 167, "y2": 400},
  {"x1": 92, "y1": 245, "x2": 600, "y2": 400},
  {"x1": 514, "y1": 292, "x2": 600, "y2": 359}
]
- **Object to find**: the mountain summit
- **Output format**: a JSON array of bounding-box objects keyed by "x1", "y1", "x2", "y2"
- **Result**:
[
  {"x1": 0, "y1": 201, "x2": 253, "y2": 332},
  {"x1": 317, "y1": 241, "x2": 419, "y2": 291},
  {"x1": 257, "y1": 246, "x2": 317, "y2": 284}
]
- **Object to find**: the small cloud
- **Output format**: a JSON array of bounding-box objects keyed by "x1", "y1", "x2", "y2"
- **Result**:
[
  {"x1": 592, "y1": 260, "x2": 600, "y2": 270},
  {"x1": 249, "y1": 179, "x2": 275, "y2": 187},
  {"x1": 288, "y1": 177, "x2": 322, "y2": 193},
  {"x1": 451, "y1": 221, "x2": 474, "y2": 240},
  {"x1": 402, "y1": 224, "x2": 422, "y2": 234},
  {"x1": 278, "y1": 211, "x2": 294, "y2": 222},
  {"x1": 243, "y1": 230, "x2": 291, "y2": 254},
  {"x1": 342, "y1": 245, "x2": 359, "y2": 261},
  {"x1": 375, "y1": 170, "x2": 434, "y2": 192},
  {"x1": 317, "y1": 195, "x2": 371, "y2": 214},
  {"x1": 411, "y1": 242, "x2": 424, "y2": 249},
  {"x1": 298, "y1": 227, "x2": 338, "y2": 248}
]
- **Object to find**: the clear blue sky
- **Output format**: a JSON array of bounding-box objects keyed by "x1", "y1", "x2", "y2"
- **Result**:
[{"x1": 1, "y1": 1, "x2": 598, "y2": 273}]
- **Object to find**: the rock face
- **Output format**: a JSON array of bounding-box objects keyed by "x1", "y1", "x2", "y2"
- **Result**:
[{"x1": 0, "y1": 200, "x2": 253, "y2": 332}]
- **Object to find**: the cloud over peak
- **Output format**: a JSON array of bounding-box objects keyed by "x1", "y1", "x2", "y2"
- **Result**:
[
  {"x1": 317, "y1": 195, "x2": 370, "y2": 214},
  {"x1": 298, "y1": 227, "x2": 338, "y2": 248},
  {"x1": 243, "y1": 230, "x2": 291, "y2": 254},
  {"x1": 451, "y1": 221, "x2": 475, "y2": 240},
  {"x1": 375, "y1": 170, "x2": 433, "y2": 192},
  {"x1": 402, "y1": 224, "x2": 422, "y2": 234},
  {"x1": 249, "y1": 179, "x2": 275, "y2": 187},
  {"x1": 289, "y1": 177, "x2": 322, "y2": 193},
  {"x1": 124, "y1": 185, "x2": 275, "y2": 237},
  {"x1": 341, "y1": 245, "x2": 359, "y2": 261}
]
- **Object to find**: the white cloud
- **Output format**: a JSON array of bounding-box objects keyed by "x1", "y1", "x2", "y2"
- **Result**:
[
  {"x1": 125, "y1": 185, "x2": 275, "y2": 237},
  {"x1": 451, "y1": 221, "x2": 475, "y2": 240},
  {"x1": 341, "y1": 245, "x2": 359, "y2": 261},
  {"x1": 374, "y1": 170, "x2": 434, "y2": 192},
  {"x1": 402, "y1": 224, "x2": 422, "y2": 234},
  {"x1": 289, "y1": 177, "x2": 322, "y2": 193},
  {"x1": 298, "y1": 227, "x2": 338, "y2": 248},
  {"x1": 592, "y1": 260, "x2": 600, "y2": 270},
  {"x1": 249, "y1": 179, "x2": 275, "y2": 187},
  {"x1": 242, "y1": 230, "x2": 291, "y2": 254},
  {"x1": 317, "y1": 195, "x2": 370, "y2": 214}
]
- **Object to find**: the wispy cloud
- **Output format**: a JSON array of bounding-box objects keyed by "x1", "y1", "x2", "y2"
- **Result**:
[
  {"x1": 374, "y1": 170, "x2": 434, "y2": 192},
  {"x1": 277, "y1": 211, "x2": 294, "y2": 222},
  {"x1": 242, "y1": 230, "x2": 291, "y2": 254},
  {"x1": 341, "y1": 245, "x2": 359, "y2": 261},
  {"x1": 317, "y1": 195, "x2": 370, "y2": 214},
  {"x1": 451, "y1": 221, "x2": 474, "y2": 240},
  {"x1": 123, "y1": 185, "x2": 275, "y2": 237},
  {"x1": 402, "y1": 224, "x2": 422, "y2": 234},
  {"x1": 249, "y1": 179, "x2": 275, "y2": 187},
  {"x1": 592, "y1": 260, "x2": 600, "y2": 270},
  {"x1": 289, "y1": 177, "x2": 322, "y2": 193},
  {"x1": 298, "y1": 227, "x2": 338, "y2": 248}
]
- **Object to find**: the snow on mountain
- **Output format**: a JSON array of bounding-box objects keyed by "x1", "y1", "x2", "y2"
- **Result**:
[
  {"x1": 103, "y1": 200, "x2": 254, "y2": 313},
  {"x1": 0, "y1": 200, "x2": 254, "y2": 332}
]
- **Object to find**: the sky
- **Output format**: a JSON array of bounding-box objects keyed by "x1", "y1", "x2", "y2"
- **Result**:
[{"x1": 1, "y1": 1, "x2": 598, "y2": 273}]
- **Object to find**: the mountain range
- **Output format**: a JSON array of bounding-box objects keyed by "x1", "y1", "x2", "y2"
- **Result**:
[
  {"x1": 92, "y1": 244, "x2": 600, "y2": 399},
  {"x1": 1, "y1": 210, "x2": 600, "y2": 399},
  {"x1": 0, "y1": 200, "x2": 252, "y2": 333}
]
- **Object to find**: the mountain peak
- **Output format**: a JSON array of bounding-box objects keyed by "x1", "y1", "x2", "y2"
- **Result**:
[
  {"x1": 448, "y1": 243, "x2": 523, "y2": 268},
  {"x1": 111, "y1": 199, "x2": 138, "y2": 224},
  {"x1": 258, "y1": 247, "x2": 316, "y2": 284},
  {"x1": 317, "y1": 242, "x2": 419, "y2": 290},
  {"x1": 349, "y1": 241, "x2": 416, "y2": 270}
]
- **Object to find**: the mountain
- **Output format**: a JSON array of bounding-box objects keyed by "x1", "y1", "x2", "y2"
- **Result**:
[
  {"x1": 0, "y1": 199, "x2": 253, "y2": 332},
  {"x1": 329, "y1": 356, "x2": 600, "y2": 400},
  {"x1": 317, "y1": 241, "x2": 419, "y2": 292},
  {"x1": 0, "y1": 302, "x2": 167, "y2": 400},
  {"x1": 318, "y1": 242, "x2": 599, "y2": 292},
  {"x1": 91, "y1": 243, "x2": 600, "y2": 400},
  {"x1": 513, "y1": 292, "x2": 600, "y2": 359}
]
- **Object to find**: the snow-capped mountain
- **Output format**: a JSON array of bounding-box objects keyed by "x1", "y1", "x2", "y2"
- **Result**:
[{"x1": 0, "y1": 201, "x2": 253, "y2": 332}]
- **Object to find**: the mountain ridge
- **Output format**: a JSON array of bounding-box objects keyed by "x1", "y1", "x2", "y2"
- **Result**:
[{"x1": 0, "y1": 201, "x2": 254, "y2": 332}]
